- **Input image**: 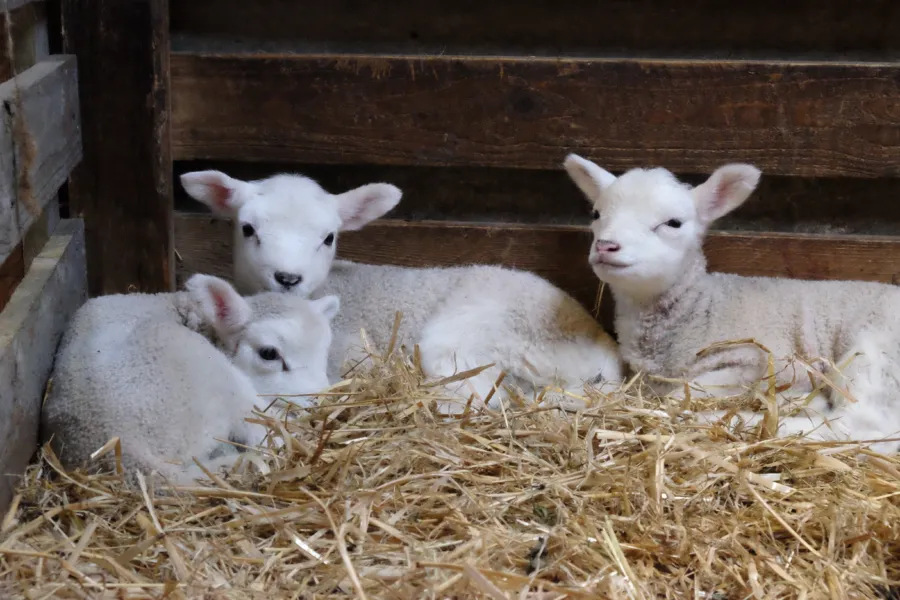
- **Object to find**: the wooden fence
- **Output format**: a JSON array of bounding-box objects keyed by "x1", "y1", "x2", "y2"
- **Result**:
[{"x1": 0, "y1": 0, "x2": 87, "y2": 511}]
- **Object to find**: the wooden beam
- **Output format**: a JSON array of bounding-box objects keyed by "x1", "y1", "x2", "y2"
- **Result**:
[
  {"x1": 173, "y1": 160, "x2": 900, "y2": 235},
  {"x1": 61, "y1": 0, "x2": 174, "y2": 296},
  {"x1": 170, "y1": 0, "x2": 900, "y2": 56},
  {"x1": 0, "y1": 55, "x2": 81, "y2": 266},
  {"x1": 0, "y1": 219, "x2": 87, "y2": 512},
  {"x1": 171, "y1": 53, "x2": 900, "y2": 178},
  {"x1": 173, "y1": 214, "x2": 900, "y2": 331}
]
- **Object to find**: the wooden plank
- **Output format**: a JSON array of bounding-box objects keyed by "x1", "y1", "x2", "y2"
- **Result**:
[
  {"x1": 173, "y1": 214, "x2": 900, "y2": 332},
  {"x1": 61, "y1": 0, "x2": 174, "y2": 295},
  {"x1": 173, "y1": 160, "x2": 900, "y2": 236},
  {"x1": 170, "y1": 0, "x2": 900, "y2": 56},
  {"x1": 0, "y1": 219, "x2": 87, "y2": 512},
  {"x1": 0, "y1": 55, "x2": 80, "y2": 266},
  {"x1": 0, "y1": 195, "x2": 57, "y2": 313},
  {"x1": 0, "y1": 0, "x2": 50, "y2": 83},
  {"x1": 171, "y1": 53, "x2": 900, "y2": 178}
]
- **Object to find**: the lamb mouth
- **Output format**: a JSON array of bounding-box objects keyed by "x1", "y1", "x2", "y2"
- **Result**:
[{"x1": 590, "y1": 257, "x2": 631, "y2": 269}]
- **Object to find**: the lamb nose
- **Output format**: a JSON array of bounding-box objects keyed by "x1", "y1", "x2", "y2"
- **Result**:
[
  {"x1": 595, "y1": 239, "x2": 621, "y2": 253},
  {"x1": 274, "y1": 272, "x2": 303, "y2": 288}
]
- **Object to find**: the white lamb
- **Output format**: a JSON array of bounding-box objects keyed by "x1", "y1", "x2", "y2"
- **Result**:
[
  {"x1": 563, "y1": 153, "x2": 900, "y2": 454},
  {"x1": 179, "y1": 170, "x2": 625, "y2": 411},
  {"x1": 40, "y1": 274, "x2": 340, "y2": 485}
]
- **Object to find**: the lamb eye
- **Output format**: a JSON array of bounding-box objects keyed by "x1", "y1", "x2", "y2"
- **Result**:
[
  {"x1": 665, "y1": 219, "x2": 683, "y2": 229},
  {"x1": 258, "y1": 346, "x2": 280, "y2": 361},
  {"x1": 591, "y1": 210, "x2": 600, "y2": 220},
  {"x1": 323, "y1": 233, "x2": 335, "y2": 246},
  {"x1": 241, "y1": 223, "x2": 256, "y2": 238}
]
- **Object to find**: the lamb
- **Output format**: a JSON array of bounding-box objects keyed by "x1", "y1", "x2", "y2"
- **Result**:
[
  {"x1": 179, "y1": 170, "x2": 625, "y2": 411},
  {"x1": 40, "y1": 273, "x2": 340, "y2": 485},
  {"x1": 563, "y1": 153, "x2": 900, "y2": 454}
]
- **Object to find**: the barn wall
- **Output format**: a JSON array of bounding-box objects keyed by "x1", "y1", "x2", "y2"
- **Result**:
[
  {"x1": 167, "y1": 1, "x2": 900, "y2": 326},
  {"x1": 166, "y1": 2, "x2": 900, "y2": 331}
]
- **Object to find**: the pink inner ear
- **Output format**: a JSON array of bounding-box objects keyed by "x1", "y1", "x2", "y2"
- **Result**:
[
  {"x1": 210, "y1": 183, "x2": 233, "y2": 210},
  {"x1": 716, "y1": 178, "x2": 733, "y2": 200},
  {"x1": 709, "y1": 176, "x2": 737, "y2": 211},
  {"x1": 212, "y1": 288, "x2": 231, "y2": 324}
]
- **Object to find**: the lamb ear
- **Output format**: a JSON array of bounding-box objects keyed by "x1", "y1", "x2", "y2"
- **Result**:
[
  {"x1": 184, "y1": 274, "x2": 252, "y2": 336},
  {"x1": 180, "y1": 170, "x2": 253, "y2": 217},
  {"x1": 333, "y1": 183, "x2": 402, "y2": 231},
  {"x1": 310, "y1": 295, "x2": 340, "y2": 321},
  {"x1": 563, "y1": 154, "x2": 617, "y2": 201},
  {"x1": 692, "y1": 163, "x2": 761, "y2": 224}
]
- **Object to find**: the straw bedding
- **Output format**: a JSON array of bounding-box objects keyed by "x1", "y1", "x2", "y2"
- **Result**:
[{"x1": 1, "y1": 332, "x2": 900, "y2": 599}]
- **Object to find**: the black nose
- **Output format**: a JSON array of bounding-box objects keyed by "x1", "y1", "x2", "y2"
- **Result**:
[{"x1": 274, "y1": 272, "x2": 302, "y2": 288}]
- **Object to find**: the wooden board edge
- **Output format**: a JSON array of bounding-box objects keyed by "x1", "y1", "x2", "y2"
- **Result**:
[
  {"x1": 0, "y1": 54, "x2": 81, "y2": 266},
  {"x1": 0, "y1": 218, "x2": 87, "y2": 511}
]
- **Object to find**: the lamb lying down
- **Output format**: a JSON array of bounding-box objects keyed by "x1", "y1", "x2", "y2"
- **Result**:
[
  {"x1": 40, "y1": 274, "x2": 339, "y2": 485},
  {"x1": 564, "y1": 153, "x2": 900, "y2": 454},
  {"x1": 179, "y1": 169, "x2": 625, "y2": 412}
]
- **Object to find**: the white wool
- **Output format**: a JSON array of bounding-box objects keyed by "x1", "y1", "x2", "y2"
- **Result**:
[
  {"x1": 41, "y1": 274, "x2": 339, "y2": 485},
  {"x1": 564, "y1": 153, "x2": 900, "y2": 454},
  {"x1": 181, "y1": 170, "x2": 626, "y2": 411}
]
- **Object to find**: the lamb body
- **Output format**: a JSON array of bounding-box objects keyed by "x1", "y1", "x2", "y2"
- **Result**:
[
  {"x1": 41, "y1": 274, "x2": 339, "y2": 484},
  {"x1": 317, "y1": 259, "x2": 622, "y2": 401},
  {"x1": 180, "y1": 170, "x2": 625, "y2": 409},
  {"x1": 564, "y1": 154, "x2": 900, "y2": 453}
]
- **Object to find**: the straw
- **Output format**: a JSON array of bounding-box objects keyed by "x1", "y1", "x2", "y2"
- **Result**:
[{"x1": 1, "y1": 338, "x2": 899, "y2": 598}]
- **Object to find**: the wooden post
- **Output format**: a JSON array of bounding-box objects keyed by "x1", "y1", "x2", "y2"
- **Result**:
[{"x1": 60, "y1": 0, "x2": 173, "y2": 295}]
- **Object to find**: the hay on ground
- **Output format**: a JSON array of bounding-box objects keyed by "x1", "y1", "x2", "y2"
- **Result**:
[{"x1": 1, "y1": 336, "x2": 899, "y2": 599}]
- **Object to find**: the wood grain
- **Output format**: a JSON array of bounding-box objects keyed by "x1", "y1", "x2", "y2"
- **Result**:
[
  {"x1": 174, "y1": 214, "x2": 900, "y2": 333},
  {"x1": 171, "y1": 53, "x2": 900, "y2": 178},
  {"x1": 0, "y1": 196, "x2": 58, "y2": 314},
  {"x1": 0, "y1": 55, "x2": 81, "y2": 266},
  {"x1": 171, "y1": 0, "x2": 900, "y2": 56},
  {"x1": 173, "y1": 160, "x2": 900, "y2": 235},
  {"x1": 0, "y1": 0, "x2": 50, "y2": 83},
  {"x1": 61, "y1": 0, "x2": 174, "y2": 296},
  {"x1": 0, "y1": 219, "x2": 87, "y2": 512}
]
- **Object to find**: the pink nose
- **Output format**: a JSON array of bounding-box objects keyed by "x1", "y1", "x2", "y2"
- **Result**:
[{"x1": 594, "y1": 239, "x2": 621, "y2": 253}]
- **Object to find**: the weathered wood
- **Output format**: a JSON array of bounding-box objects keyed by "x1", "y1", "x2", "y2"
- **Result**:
[
  {"x1": 1, "y1": 0, "x2": 44, "y2": 12},
  {"x1": 171, "y1": 0, "x2": 900, "y2": 56},
  {"x1": 61, "y1": 0, "x2": 174, "y2": 295},
  {"x1": 0, "y1": 219, "x2": 87, "y2": 511},
  {"x1": 0, "y1": 55, "x2": 81, "y2": 266},
  {"x1": 171, "y1": 53, "x2": 900, "y2": 178},
  {"x1": 0, "y1": 195, "x2": 58, "y2": 313},
  {"x1": 174, "y1": 160, "x2": 900, "y2": 235},
  {"x1": 174, "y1": 214, "x2": 900, "y2": 330},
  {"x1": 0, "y1": 0, "x2": 49, "y2": 82}
]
